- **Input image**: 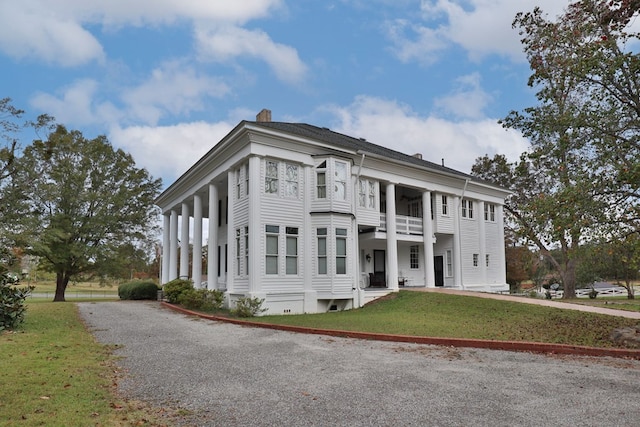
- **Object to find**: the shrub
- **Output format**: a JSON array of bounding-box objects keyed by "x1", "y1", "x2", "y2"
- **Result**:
[
  {"x1": 118, "y1": 280, "x2": 159, "y2": 300},
  {"x1": 0, "y1": 270, "x2": 34, "y2": 331},
  {"x1": 163, "y1": 279, "x2": 193, "y2": 303},
  {"x1": 232, "y1": 296, "x2": 267, "y2": 317},
  {"x1": 178, "y1": 288, "x2": 225, "y2": 311}
]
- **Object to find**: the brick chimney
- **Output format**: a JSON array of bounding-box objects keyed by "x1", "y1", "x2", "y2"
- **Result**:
[{"x1": 256, "y1": 109, "x2": 272, "y2": 122}]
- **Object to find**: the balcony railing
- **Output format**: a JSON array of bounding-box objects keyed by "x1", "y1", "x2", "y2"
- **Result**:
[{"x1": 378, "y1": 213, "x2": 423, "y2": 235}]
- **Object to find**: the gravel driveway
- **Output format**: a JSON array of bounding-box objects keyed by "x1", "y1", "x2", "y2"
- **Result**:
[{"x1": 78, "y1": 301, "x2": 640, "y2": 427}]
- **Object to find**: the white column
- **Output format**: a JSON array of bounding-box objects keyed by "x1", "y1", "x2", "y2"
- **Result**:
[
  {"x1": 497, "y1": 205, "x2": 507, "y2": 285},
  {"x1": 226, "y1": 173, "x2": 235, "y2": 292},
  {"x1": 192, "y1": 194, "x2": 203, "y2": 288},
  {"x1": 422, "y1": 191, "x2": 435, "y2": 287},
  {"x1": 248, "y1": 156, "x2": 261, "y2": 293},
  {"x1": 161, "y1": 213, "x2": 171, "y2": 284},
  {"x1": 169, "y1": 210, "x2": 178, "y2": 281},
  {"x1": 385, "y1": 183, "x2": 399, "y2": 290},
  {"x1": 478, "y1": 201, "x2": 487, "y2": 286},
  {"x1": 180, "y1": 201, "x2": 190, "y2": 280},
  {"x1": 207, "y1": 183, "x2": 218, "y2": 290},
  {"x1": 453, "y1": 196, "x2": 463, "y2": 289}
]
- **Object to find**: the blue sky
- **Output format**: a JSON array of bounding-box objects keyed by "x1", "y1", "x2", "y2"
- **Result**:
[{"x1": 0, "y1": 0, "x2": 571, "y2": 189}]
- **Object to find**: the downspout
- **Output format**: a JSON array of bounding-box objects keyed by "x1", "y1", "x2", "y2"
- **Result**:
[{"x1": 457, "y1": 178, "x2": 470, "y2": 290}]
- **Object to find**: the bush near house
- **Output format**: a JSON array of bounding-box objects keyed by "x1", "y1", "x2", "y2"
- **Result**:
[
  {"x1": 162, "y1": 279, "x2": 193, "y2": 304},
  {"x1": 232, "y1": 296, "x2": 267, "y2": 317},
  {"x1": 118, "y1": 280, "x2": 159, "y2": 300},
  {"x1": 178, "y1": 288, "x2": 224, "y2": 311}
]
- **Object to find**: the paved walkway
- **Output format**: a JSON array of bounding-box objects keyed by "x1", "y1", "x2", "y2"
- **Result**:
[{"x1": 408, "y1": 287, "x2": 640, "y2": 319}]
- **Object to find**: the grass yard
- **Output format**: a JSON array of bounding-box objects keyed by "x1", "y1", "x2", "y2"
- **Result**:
[
  {"x1": 0, "y1": 302, "x2": 169, "y2": 427},
  {"x1": 27, "y1": 280, "x2": 119, "y2": 294},
  {"x1": 567, "y1": 297, "x2": 640, "y2": 313},
  {"x1": 248, "y1": 291, "x2": 640, "y2": 348}
]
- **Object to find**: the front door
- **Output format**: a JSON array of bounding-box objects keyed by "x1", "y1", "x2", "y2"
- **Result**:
[
  {"x1": 372, "y1": 250, "x2": 386, "y2": 287},
  {"x1": 434, "y1": 255, "x2": 444, "y2": 287}
]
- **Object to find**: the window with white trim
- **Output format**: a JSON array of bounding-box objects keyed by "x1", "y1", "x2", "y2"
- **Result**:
[
  {"x1": 484, "y1": 203, "x2": 496, "y2": 222},
  {"x1": 236, "y1": 166, "x2": 242, "y2": 199},
  {"x1": 317, "y1": 228, "x2": 327, "y2": 274},
  {"x1": 265, "y1": 225, "x2": 279, "y2": 274},
  {"x1": 358, "y1": 179, "x2": 366, "y2": 207},
  {"x1": 244, "y1": 163, "x2": 249, "y2": 196},
  {"x1": 336, "y1": 228, "x2": 347, "y2": 274},
  {"x1": 485, "y1": 254, "x2": 490, "y2": 267},
  {"x1": 236, "y1": 228, "x2": 241, "y2": 276},
  {"x1": 441, "y1": 195, "x2": 448, "y2": 215},
  {"x1": 462, "y1": 199, "x2": 474, "y2": 218},
  {"x1": 368, "y1": 180, "x2": 375, "y2": 208},
  {"x1": 265, "y1": 161, "x2": 279, "y2": 194},
  {"x1": 284, "y1": 163, "x2": 298, "y2": 198},
  {"x1": 410, "y1": 245, "x2": 420, "y2": 269},
  {"x1": 244, "y1": 226, "x2": 249, "y2": 275},
  {"x1": 334, "y1": 161, "x2": 347, "y2": 201},
  {"x1": 316, "y1": 161, "x2": 326, "y2": 199},
  {"x1": 446, "y1": 250, "x2": 453, "y2": 277},
  {"x1": 473, "y1": 253, "x2": 479, "y2": 267},
  {"x1": 286, "y1": 227, "x2": 298, "y2": 275}
]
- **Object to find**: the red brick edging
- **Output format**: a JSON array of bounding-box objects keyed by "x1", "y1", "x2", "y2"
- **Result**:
[{"x1": 161, "y1": 302, "x2": 640, "y2": 360}]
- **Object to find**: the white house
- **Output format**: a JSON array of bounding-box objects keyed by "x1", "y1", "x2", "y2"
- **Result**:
[{"x1": 155, "y1": 109, "x2": 510, "y2": 315}]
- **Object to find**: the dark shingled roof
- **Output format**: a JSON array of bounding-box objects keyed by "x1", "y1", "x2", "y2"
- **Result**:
[{"x1": 248, "y1": 121, "x2": 472, "y2": 179}]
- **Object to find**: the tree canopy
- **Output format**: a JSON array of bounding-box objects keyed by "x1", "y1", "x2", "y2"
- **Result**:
[
  {"x1": 473, "y1": 1, "x2": 640, "y2": 298},
  {"x1": 8, "y1": 126, "x2": 162, "y2": 301}
]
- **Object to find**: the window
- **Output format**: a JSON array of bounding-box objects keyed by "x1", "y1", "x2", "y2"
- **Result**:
[
  {"x1": 225, "y1": 244, "x2": 228, "y2": 273},
  {"x1": 284, "y1": 163, "x2": 298, "y2": 198},
  {"x1": 358, "y1": 179, "x2": 366, "y2": 207},
  {"x1": 442, "y1": 195, "x2": 448, "y2": 215},
  {"x1": 236, "y1": 229, "x2": 241, "y2": 275},
  {"x1": 265, "y1": 161, "x2": 279, "y2": 194},
  {"x1": 473, "y1": 253, "x2": 479, "y2": 267},
  {"x1": 334, "y1": 161, "x2": 347, "y2": 200},
  {"x1": 245, "y1": 163, "x2": 249, "y2": 196},
  {"x1": 266, "y1": 225, "x2": 279, "y2": 274},
  {"x1": 336, "y1": 228, "x2": 347, "y2": 274},
  {"x1": 217, "y1": 245, "x2": 221, "y2": 277},
  {"x1": 485, "y1": 254, "x2": 490, "y2": 267},
  {"x1": 484, "y1": 203, "x2": 496, "y2": 222},
  {"x1": 316, "y1": 161, "x2": 326, "y2": 199},
  {"x1": 286, "y1": 227, "x2": 298, "y2": 275},
  {"x1": 244, "y1": 226, "x2": 249, "y2": 275},
  {"x1": 446, "y1": 250, "x2": 453, "y2": 277},
  {"x1": 462, "y1": 199, "x2": 474, "y2": 218},
  {"x1": 410, "y1": 245, "x2": 420, "y2": 269},
  {"x1": 236, "y1": 166, "x2": 242, "y2": 199},
  {"x1": 317, "y1": 228, "x2": 327, "y2": 274},
  {"x1": 368, "y1": 180, "x2": 376, "y2": 208}
]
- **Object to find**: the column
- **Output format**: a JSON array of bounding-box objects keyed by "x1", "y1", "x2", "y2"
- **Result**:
[
  {"x1": 180, "y1": 201, "x2": 190, "y2": 280},
  {"x1": 385, "y1": 182, "x2": 399, "y2": 290},
  {"x1": 248, "y1": 156, "x2": 261, "y2": 292},
  {"x1": 161, "y1": 213, "x2": 171, "y2": 284},
  {"x1": 169, "y1": 210, "x2": 178, "y2": 281},
  {"x1": 207, "y1": 183, "x2": 218, "y2": 290},
  {"x1": 226, "y1": 173, "x2": 235, "y2": 292},
  {"x1": 192, "y1": 193, "x2": 203, "y2": 288},
  {"x1": 478, "y1": 201, "x2": 487, "y2": 285},
  {"x1": 422, "y1": 191, "x2": 435, "y2": 287},
  {"x1": 497, "y1": 205, "x2": 507, "y2": 285}
]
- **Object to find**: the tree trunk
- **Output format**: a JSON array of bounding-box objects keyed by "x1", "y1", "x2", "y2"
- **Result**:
[
  {"x1": 561, "y1": 258, "x2": 577, "y2": 299},
  {"x1": 53, "y1": 271, "x2": 70, "y2": 302}
]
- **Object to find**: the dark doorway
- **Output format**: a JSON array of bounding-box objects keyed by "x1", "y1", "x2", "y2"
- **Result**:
[
  {"x1": 369, "y1": 250, "x2": 386, "y2": 287},
  {"x1": 434, "y1": 255, "x2": 444, "y2": 287}
]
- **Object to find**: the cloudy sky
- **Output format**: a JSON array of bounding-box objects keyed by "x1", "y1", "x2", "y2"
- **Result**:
[{"x1": 0, "y1": 0, "x2": 571, "y2": 189}]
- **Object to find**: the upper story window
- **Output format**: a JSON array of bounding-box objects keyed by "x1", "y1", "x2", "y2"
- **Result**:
[
  {"x1": 316, "y1": 161, "x2": 327, "y2": 199},
  {"x1": 244, "y1": 163, "x2": 249, "y2": 196},
  {"x1": 334, "y1": 161, "x2": 347, "y2": 201},
  {"x1": 462, "y1": 199, "x2": 474, "y2": 219},
  {"x1": 441, "y1": 195, "x2": 448, "y2": 215},
  {"x1": 484, "y1": 203, "x2": 496, "y2": 222},
  {"x1": 284, "y1": 163, "x2": 299, "y2": 198},
  {"x1": 236, "y1": 162, "x2": 249, "y2": 199},
  {"x1": 358, "y1": 179, "x2": 377, "y2": 209},
  {"x1": 265, "y1": 161, "x2": 279, "y2": 194}
]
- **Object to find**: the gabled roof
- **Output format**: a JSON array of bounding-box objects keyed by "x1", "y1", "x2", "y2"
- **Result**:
[{"x1": 249, "y1": 120, "x2": 473, "y2": 179}]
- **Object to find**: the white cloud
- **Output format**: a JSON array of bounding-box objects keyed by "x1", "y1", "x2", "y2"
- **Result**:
[
  {"x1": 324, "y1": 95, "x2": 528, "y2": 173},
  {"x1": 122, "y1": 61, "x2": 231, "y2": 125},
  {"x1": 0, "y1": 2, "x2": 105, "y2": 66},
  {"x1": 0, "y1": 0, "x2": 285, "y2": 66},
  {"x1": 109, "y1": 121, "x2": 234, "y2": 184},
  {"x1": 195, "y1": 25, "x2": 308, "y2": 85},
  {"x1": 434, "y1": 72, "x2": 492, "y2": 119},
  {"x1": 389, "y1": 0, "x2": 571, "y2": 63}
]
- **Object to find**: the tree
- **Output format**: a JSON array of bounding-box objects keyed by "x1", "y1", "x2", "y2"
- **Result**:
[
  {"x1": 9, "y1": 126, "x2": 162, "y2": 301},
  {"x1": 484, "y1": 1, "x2": 640, "y2": 298}
]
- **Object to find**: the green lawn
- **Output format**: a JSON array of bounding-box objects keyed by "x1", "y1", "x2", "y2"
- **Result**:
[
  {"x1": 0, "y1": 302, "x2": 169, "y2": 426},
  {"x1": 248, "y1": 291, "x2": 639, "y2": 348}
]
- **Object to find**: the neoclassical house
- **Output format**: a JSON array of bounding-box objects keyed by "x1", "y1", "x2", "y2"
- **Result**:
[{"x1": 156, "y1": 109, "x2": 510, "y2": 314}]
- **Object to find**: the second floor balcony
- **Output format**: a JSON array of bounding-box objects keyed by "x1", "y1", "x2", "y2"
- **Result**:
[{"x1": 377, "y1": 213, "x2": 423, "y2": 235}]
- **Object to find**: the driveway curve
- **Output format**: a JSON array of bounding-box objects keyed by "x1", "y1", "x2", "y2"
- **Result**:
[{"x1": 79, "y1": 301, "x2": 640, "y2": 427}]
